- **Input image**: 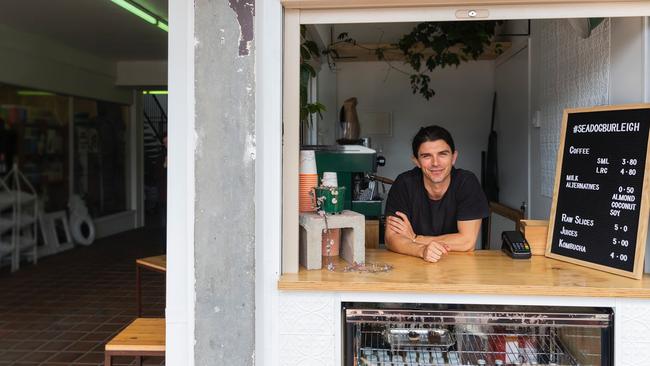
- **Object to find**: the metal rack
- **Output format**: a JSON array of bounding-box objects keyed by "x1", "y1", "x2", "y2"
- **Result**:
[
  {"x1": 345, "y1": 306, "x2": 613, "y2": 366},
  {"x1": 0, "y1": 164, "x2": 39, "y2": 272},
  {"x1": 357, "y1": 330, "x2": 579, "y2": 365}
]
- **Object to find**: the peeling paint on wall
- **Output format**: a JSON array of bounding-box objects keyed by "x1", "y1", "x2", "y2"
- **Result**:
[
  {"x1": 245, "y1": 132, "x2": 256, "y2": 162},
  {"x1": 228, "y1": 0, "x2": 254, "y2": 56}
]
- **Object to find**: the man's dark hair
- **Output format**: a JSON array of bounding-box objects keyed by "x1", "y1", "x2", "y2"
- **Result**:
[{"x1": 412, "y1": 125, "x2": 456, "y2": 157}]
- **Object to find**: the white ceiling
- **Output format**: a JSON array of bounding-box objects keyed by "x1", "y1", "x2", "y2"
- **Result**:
[
  {"x1": 333, "y1": 23, "x2": 420, "y2": 44},
  {"x1": 0, "y1": 0, "x2": 167, "y2": 61}
]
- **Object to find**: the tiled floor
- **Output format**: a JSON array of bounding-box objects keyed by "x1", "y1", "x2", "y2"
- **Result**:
[{"x1": 0, "y1": 227, "x2": 166, "y2": 366}]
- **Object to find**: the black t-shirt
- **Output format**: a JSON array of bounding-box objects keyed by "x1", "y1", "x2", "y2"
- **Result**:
[{"x1": 385, "y1": 167, "x2": 489, "y2": 236}]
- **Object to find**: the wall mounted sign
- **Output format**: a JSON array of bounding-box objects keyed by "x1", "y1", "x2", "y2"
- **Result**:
[{"x1": 546, "y1": 104, "x2": 650, "y2": 279}]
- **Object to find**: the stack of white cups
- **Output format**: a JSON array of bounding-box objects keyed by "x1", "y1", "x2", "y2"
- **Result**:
[{"x1": 321, "y1": 172, "x2": 338, "y2": 187}]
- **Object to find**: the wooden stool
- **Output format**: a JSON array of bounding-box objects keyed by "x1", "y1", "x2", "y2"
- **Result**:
[
  {"x1": 136, "y1": 255, "x2": 166, "y2": 316},
  {"x1": 105, "y1": 318, "x2": 165, "y2": 366}
]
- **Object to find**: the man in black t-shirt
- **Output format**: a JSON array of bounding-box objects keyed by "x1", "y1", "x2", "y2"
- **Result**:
[{"x1": 385, "y1": 125, "x2": 489, "y2": 262}]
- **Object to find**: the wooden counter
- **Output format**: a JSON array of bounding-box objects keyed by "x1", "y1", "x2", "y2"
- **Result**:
[{"x1": 278, "y1": 249, "x2": 650, "y2": 298}]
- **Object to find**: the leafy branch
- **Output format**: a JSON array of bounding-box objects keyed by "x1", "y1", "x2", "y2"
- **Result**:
[
  {"x1": 300, "y1": 25, "x2": 326, "y2": 125},
  {"x1": 323, "y1": 21, "x2": 504, "y2": 100},
  {"x1": 322, "y1": 33, "x2": 412, "y2": 78}
]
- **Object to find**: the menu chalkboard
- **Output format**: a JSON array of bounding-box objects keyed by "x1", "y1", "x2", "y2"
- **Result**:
[{"x1": 546, "y1": 104, "x2": 650, "y2": 279}]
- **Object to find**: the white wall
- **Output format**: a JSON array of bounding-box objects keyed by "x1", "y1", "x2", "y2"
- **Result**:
[
  {"x1": 317, "y1": 66, "x2": 338, "y2": 145},
  {"x1": 315, "y1": 25, "x2": 338, "y2": 145},
  {"x1": 335, "y1": 61, "x2": 495, "y2": 182},
  {"x1": 529, "y1": 18, "x2": 611, "y2": 219},
  {"x1": 529, "y1": 17, "x2": 648, "y2": 220},
  {"x1": 610, "y1": 17, "x2": 646, "y2": 105},
  {"x1": 489, "y1": 43, "x2": 530, "y2": 248},
  {"x1": 495, "y1": 43, "x2": 530, "y2": 211}
]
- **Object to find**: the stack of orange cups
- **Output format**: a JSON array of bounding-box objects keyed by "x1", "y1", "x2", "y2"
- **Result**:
[{"x1": 299, "y1": 150, "x2": 318, "y2": 212}]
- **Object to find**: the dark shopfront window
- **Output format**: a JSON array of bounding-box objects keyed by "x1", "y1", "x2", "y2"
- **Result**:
[
  {"x1": 0, "y1": 84, "x2": 129, "y2": 217},
  {"x1": 73, "y1": 98, "x2": 128, "y2": 217},
  {"x1": 0, "y1": 83, "x2": 70, "y2": 212}
]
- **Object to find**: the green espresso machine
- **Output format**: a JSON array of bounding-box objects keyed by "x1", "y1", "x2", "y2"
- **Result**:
[{"x1": 305, "y1": 145, "x2": 386, "y2": 218}]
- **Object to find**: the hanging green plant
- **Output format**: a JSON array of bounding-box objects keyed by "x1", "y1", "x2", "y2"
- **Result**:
[
  {"x1": 323, "y1": 21, "x2": 505, "y2": 100},
  {"x1": 300, "y1": 25, "x2": 326, "y2": 126}
]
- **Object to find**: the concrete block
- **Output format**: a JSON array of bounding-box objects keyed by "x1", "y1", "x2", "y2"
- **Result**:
[{"x1": 299, "y1": 210, "x2": 366, "y2": 270}]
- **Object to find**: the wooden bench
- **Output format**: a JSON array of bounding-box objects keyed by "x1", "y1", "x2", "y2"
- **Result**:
[
  {"x1": 105, "y1": 318, "x2": 165, "y2": 366},
  {"x1": 136, "y1": 255, "x2": 166, "y2": 316}
]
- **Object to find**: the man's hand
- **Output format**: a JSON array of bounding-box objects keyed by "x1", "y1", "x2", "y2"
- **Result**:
[
  {"x1": 387, "y1": 211, "x2": 416, "y2": 241},
  {"x1": 421, "y1": 241, "x2": 449, "y2": 262}
]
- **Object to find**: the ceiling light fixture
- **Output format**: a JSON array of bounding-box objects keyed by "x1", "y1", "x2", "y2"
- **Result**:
[
  {"x1": 17, "y1": 91, "x2": 55, "y2": 96},
  {"x1": 157, "y1": 21, "x2": 169, "y2": 32},
  {"x1": 142, "y1": 90, "x2": 168, "y2": 95},
  {"x1": 110, "y1": 0, "x2": 168, "y2": 32}
]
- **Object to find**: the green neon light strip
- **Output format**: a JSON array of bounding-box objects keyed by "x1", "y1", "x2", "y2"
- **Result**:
[
  {"x1": 111, "y1": 0, "x2": 157, "y2": 25},
  {"x1": 143, "y1": 90, "x2": 168, "y2": 95},
  {"x1": 17, "y1": 91, "x2": 55, "y2": 96},
  {"x1": 157, "y1": 21, "x2": 168, "y2": 32}
]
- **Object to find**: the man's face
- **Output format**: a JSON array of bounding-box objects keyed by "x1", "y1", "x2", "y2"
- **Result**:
[{"x1": 413, "y1": 139, "x2": 458, "y2": 185}]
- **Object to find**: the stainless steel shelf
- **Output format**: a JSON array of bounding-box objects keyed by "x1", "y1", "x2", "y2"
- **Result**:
[{"x1": 355, "y1": 325, "x2": 582, "y2": 365}]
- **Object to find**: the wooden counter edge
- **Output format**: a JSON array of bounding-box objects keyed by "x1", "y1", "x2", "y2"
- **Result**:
[{"x1": 277, "y1": 278, "x2": 650, "y2": 298}]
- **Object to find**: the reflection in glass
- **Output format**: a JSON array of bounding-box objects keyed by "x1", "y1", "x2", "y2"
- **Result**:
[
  {"x1": 0, "y1": 83, "x2": 69, "y2": 212},
  {"x1": 74, "y1": 98, "x2": 127, "y2": 217}
]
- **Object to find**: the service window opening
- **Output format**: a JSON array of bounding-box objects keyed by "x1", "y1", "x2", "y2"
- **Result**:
[{"x1": 283, "y1": 15, "x2": 648, "y2": 273}]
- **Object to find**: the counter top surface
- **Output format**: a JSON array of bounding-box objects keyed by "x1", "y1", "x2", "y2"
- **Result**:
[{"x1": 278, "y1": 249, "x2": 650, "y2": 298}]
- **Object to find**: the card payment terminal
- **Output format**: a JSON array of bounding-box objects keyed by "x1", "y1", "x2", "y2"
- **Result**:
[{"x1": 501, "y1": 231, "x2": 531, "y2": 259}]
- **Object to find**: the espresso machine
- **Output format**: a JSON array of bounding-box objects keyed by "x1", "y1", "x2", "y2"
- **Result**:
[{"x1": 303, "y1": 97, "x2": 387, "y2": 217}]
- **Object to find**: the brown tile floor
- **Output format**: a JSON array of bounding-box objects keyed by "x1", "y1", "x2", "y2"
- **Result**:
[{"x1": 0, "y1": 227, "x2": 166, "y2": 366}]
